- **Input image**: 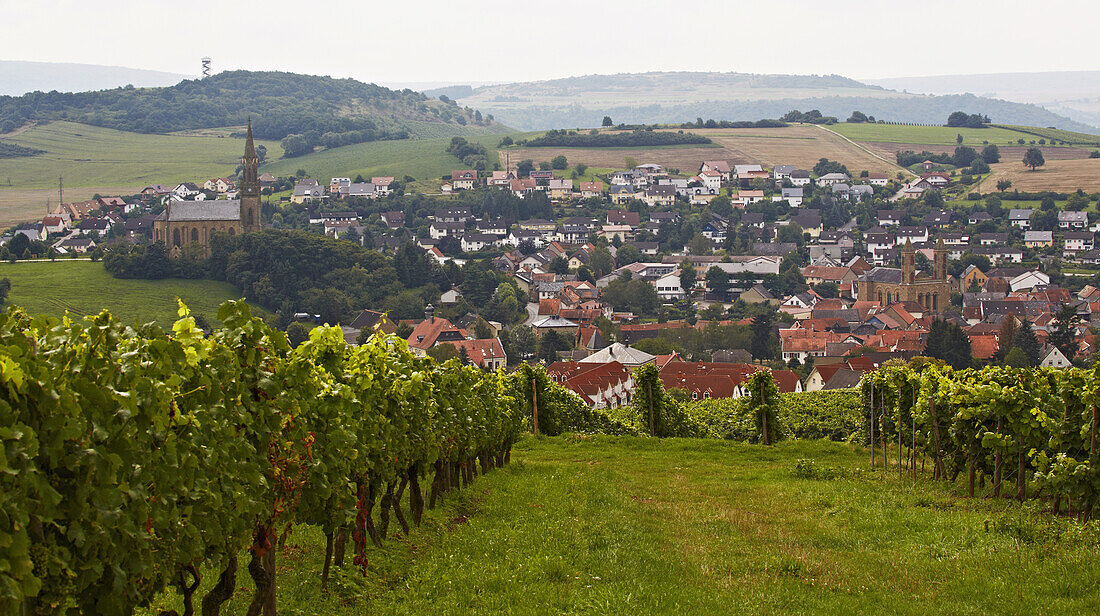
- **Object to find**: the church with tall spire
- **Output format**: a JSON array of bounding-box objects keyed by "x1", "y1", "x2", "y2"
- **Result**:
[{"x1": 153, "y1": 118, "x2": 263, "y2": 254}]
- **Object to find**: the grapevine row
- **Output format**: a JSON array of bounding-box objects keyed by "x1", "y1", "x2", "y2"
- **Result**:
[
  {"x1": 0, "y1": 301, "x2": 527, "y2": 616},
  {"x1": 862, "y1": 361, "x2": 1100, "y2": 518}
]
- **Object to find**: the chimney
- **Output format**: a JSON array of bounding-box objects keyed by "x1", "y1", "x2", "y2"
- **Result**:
[{"x1": 425, "y1": 303, "x2": 435, "y2": 324}]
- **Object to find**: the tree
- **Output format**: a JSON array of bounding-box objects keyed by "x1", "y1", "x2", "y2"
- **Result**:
[
  {"x1": 513, "y1": 325, "x2": 536, "y2": 360},
  {"x1": 549, "y1": 256, "x2": 570, "y2": 274},
  {"x1": 924, "y1": 319, "x2": 972, "y2": 369},
  {"x1": 537, "y1": 330, "x2": 570, "y2": 364},
  {"x1": 689, "y1": 233, "x2": 711, "y2": 255},
  {"x1": 517, "y1": 238, "x2": 537, "y2": 255},
  {"x1": 602, "y1": 116, "x2": 613, "y2": 127},
  {"x1": 705, "y1": 266, "x2": 730, "y2": 296},
  {"x1": 624, "y1": 156, "x2": 638, "y2": 169},
  {"x1": 981, "y1": 144, "x2": 1001, "y2": 164},
  {"x1": 517, "y1": 159, "x2": 535, "y2": 177},
  {"x1": 678, "y1": 259, "x2": 697, "y2": 294},
  {"x1": 1048, "y1": 304, "x2": 1080, "y2": 363},
  {"x1": 750, "y1": 311, "x2": 777, "y2": 360},
  {"x1": 813, "y1": 281, "x2": 838, "y2": 298},
  {"x1": 1012, "y1": 319, "x2": 1041, "y2": 366},
  {"x1": 427, "y1": 343, "x2": 459, "y2": 363},
  {"x1": 0, "y1": 277, "x2": 9, "y2": 307},
  {"x1": 846, "y1": 110, "x2": 868, "y2": 123},
  {"x1": 575, "y1": 163, "x2": 588, "y2": 176},
  {"x1": 996, "y1": 179, "x2": 1012, "y2": 191},
  {"x1": 286, "y1": 322, "x2": 310, "y2": 347},
  {"x1": 957, "y1": 133, "x2": 964, "y2": 144},
  {"x1": 1003, "y1": 347, "x2": 1029, "y2": 368},
  {"x1": 550, "y1": 155, "x2": 568, "y2": 170},
  {"x1": 1023, "y1": 147, "x2": 1045, "y2": 171},
  {"x1": 616, "y1": 243, "x2": 641, "y2": 266}
]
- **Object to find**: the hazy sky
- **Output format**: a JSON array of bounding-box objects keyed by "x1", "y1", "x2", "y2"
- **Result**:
[{"x1": 8, "y1": 0, "x2": 1100, "y2": 85}]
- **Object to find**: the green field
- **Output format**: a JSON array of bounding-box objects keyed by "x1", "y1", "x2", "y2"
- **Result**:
[
  {"x1": 144, "y1": 435, "x2": 1100, "y2": 615},
  {"x1": 994, "y1": 125, "x2": 1100, "y2": 146},
  {"x1": 0, "y1": 121, "x2": 282, "y2": 190},
  {"x1": 263, "y1": 132, "x2": 529, "y2": 188},
  {"x1": 829, "y1": 123, "x2": 1070, "y2": 147},
  {"x1": 0, "y1": 260, "x2": 261, "y2": 327}
]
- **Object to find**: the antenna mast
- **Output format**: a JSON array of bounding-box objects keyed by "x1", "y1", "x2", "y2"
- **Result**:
[{"x1": 201, "y1": 57, "x2": 212, "y2": 78}]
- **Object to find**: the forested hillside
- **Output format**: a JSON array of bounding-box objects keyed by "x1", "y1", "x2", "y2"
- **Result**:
[{"x1": 0, "y1": 71, "x2": 507, "y2": 152}]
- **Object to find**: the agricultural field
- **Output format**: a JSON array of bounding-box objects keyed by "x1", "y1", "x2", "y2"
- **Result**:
[
  {"x1": 143, "y1": 435, "x2": 1100, "y2": 615},
  {"x1": 0, "y1": 260, "x2": 260, "y2": 326},
  {"x1": 993, "y1": 125, "x2": 1100, "y2": 146},
  {"x1": 503, "y1": 125, "x2": 902, "y2": 177},
  {"x1": 829, "y1": 123, "x2": 1042, "y2": 147},
  {"x1": 983, "y1": 157, "x2": 1100, "y2": 193},
  {"x1": 264, "y1": 132, "x2": 529, "y2": 192}
]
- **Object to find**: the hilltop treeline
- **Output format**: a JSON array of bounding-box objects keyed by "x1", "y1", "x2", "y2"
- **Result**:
[
  {"x1": 521, "y1": 128, "x2": 711, "y2": 147},
  {"x1": 681, "y1": 118, "x2": 789, "y2": 129},
  {"x1": 0, "y1": 70, "x2": 493, "y2": 142}
]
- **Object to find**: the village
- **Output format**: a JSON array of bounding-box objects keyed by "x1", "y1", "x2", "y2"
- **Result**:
[{"x1": 8, "y1": 148, "x2": 1100, "y2": 409}]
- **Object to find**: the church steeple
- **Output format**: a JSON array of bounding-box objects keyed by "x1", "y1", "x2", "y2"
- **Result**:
[
  {"x1": 242, "y1": 117, "x2": 258, "y2": 185},
  {"x1": 240, "y1": 117, "x2": 261, "y2": 232}
]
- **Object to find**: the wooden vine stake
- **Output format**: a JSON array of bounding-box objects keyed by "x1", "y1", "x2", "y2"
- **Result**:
[
  {"x1": 647, "y1": 381, "x2": 655, "y2": 437},
  {"x1": 531, "y1": 375, "x2": 539, "y2": 435}
]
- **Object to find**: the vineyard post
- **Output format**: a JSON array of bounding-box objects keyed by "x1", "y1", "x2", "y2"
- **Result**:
[
  {"x1": 647, "y1": 380, "x2": 655, "y2": 437},
  {"x1": 869, "y1": 378, "x2": 875, "y2": 469},
  {"x1": 994, "y1": 415, "x2": 1003, "y2": 497},
  {"x1": 929, "y1": 397, "x2": 943, "y2": 480},
  {"x1": 531, "y1": 375, "x2": 539, "y2": 436},
  {"x1": 898, "y1": 402, "x2": 902, "y2": 478}
]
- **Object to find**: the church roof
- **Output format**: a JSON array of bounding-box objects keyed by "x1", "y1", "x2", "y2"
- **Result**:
[
  {"x1": 157, "y1": 200, "x2": 241, "y2": 222},
  {"x1": 858, "y1": 267, "x2": 902, "y2": 284}
]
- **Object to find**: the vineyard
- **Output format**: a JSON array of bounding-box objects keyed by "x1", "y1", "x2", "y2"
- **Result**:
[
  {"x1": 0, "y1": 302, "x2": 539, "y2": 616},
  {"x1": 3, "y1": 303, "x2": 1099, "y2": 614},
  {"x1": 862, "y1": 360, "x2": 1100, "y2": 518}
]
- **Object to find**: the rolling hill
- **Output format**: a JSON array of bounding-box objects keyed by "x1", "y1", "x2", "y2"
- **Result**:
[
  {"x1": 448, "y1": 71, "x2": 1098, "y2": 134},
  {"x1": 867, "y1": 71, "x2": 1100, "y2": 129},
  {"x1": 0, "y1": 70, "x2": 509, "y2": 142},
  {"x1": 0, "y1": 60, "x2": 190, "y2": 97}
]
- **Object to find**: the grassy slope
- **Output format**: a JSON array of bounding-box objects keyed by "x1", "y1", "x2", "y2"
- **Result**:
[
  {"x1": 263, "y1": 133, "x2": 529, "y2": 187},
  {"x1": 0, "y1": 121, "x2": 282, "y2": 189},
  {"x1": 144, "y1": 436, "x2": 1100, "y2": 616},
  {"x1": 0, "y1": 260, "x2": 261, "y2": 327}
]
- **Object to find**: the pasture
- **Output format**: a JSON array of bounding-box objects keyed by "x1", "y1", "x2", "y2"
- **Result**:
[
  {"x1": 0, "y1": 260, "x2": 260, "y2": 327},
  {"x1": 143, "y1": 435, "x2": 1100, "y2": 615}
]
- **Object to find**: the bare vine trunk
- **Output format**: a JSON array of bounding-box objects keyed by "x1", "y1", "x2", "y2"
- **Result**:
[
  {"x1": 245, "y1": 527, "x2": 276, "y2": 616},
  {"x1": 408, "y1": 469, "x2": 424, "y2": 526},
  {"x1": 321, "y1": 531, "x2": 334, "y2": 590},
  {"x1": 333, "y1": 526, "x2": 347, "y2": 567},
  {"x1": 392, "y1": 476, "x2": 410, "y2": 536},
  {"x1": 200, "y1": 556, "x2": 237, "y2": 616}
]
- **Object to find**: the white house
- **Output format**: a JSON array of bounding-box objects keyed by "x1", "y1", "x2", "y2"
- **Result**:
[
  {"x1": 1040, "y1": 345, "x2": 1072, "y2": 368},
  {"x1": 1009, "y1": 270, "x2": 1050, "y2": 292},
  {"x1": 654, "y1": 272, "x2": 685, "y2": 300},
  {"x1": 817, "y1": 172, "x2": 850, "y2": 186}
]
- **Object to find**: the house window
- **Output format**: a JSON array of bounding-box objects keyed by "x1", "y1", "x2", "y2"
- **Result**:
[
  {"x1": 703, "y1": 392, "x2": 711, "y2": 399},
  {"x1": 692, "y1": 392, "x2": 698, "y2": 400}
]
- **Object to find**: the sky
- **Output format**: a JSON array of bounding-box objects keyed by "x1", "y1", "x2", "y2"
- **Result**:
[{"x1": 7, "y1": 0, "x2": 1100, "y2": 85}]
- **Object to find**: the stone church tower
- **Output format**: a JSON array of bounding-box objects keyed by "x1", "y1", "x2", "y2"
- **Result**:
[
  {"x1": 239, "y1": 118, "x2": 262, "y2": 232},
  {"x1": 152, "y1": 119, "x2": 263, "y2": 255}
]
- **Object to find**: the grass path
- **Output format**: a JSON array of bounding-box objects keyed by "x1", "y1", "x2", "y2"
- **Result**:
[{"x1": 144, "y1": 436, "x2": 1100, "y2": 615}]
